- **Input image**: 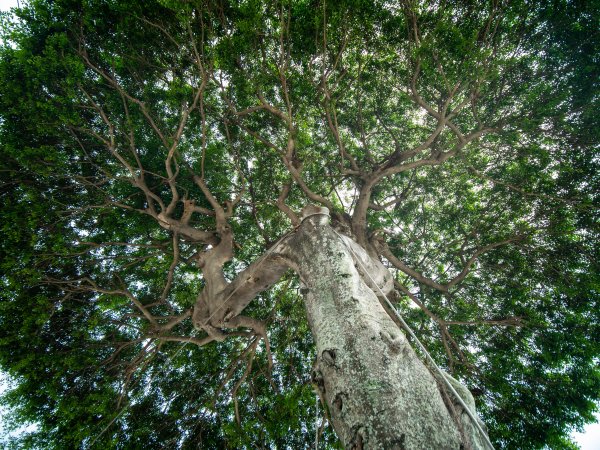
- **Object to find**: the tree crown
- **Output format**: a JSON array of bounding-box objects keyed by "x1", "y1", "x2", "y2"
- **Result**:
[{"x1": 0, "y1": 0, "x2": 598, "y2": 448}]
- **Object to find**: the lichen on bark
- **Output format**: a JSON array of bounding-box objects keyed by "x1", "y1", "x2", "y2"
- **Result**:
[{"x1": 281, "y1": 210, "x2": 488, "y2": 449}]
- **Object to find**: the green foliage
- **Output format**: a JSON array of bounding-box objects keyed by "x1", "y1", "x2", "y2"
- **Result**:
[{"x1": 0, "y1": 0, "x2": 598, "y2": 449}]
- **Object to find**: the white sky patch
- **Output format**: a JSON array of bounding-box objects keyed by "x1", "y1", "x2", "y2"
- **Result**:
[
  {"x1": 335, "y1": 184, "x2": 357, "y2": 214},
  {"x1": 571, "y1": 413, "x2": 600, "y2": 450},
  {"x1": 412, "y1": 107, "x2": 429, "y2": 126},
  {"x1": 0, "y1": 0, "x2": 20, "y2": 48},
  {"x1": 0, "y1": 371, "x2": 39, "y2": 444},
  {"x1": 0, "y1": 0, "x2": 19, "y2": 12}
]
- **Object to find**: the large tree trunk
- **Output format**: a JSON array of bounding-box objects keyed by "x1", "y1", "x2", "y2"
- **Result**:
[{"x1": 282, "y1": 211, "x2": 488, "y2": 449}]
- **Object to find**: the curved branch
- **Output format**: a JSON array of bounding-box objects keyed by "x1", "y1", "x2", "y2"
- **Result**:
[{"x1": 379, "y1": 234, "x2": 526, "y2": 293}]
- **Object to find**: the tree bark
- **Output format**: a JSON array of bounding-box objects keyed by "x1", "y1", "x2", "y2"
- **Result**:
[{"x1": 282, "y1": 211, "x2": 487, "y2": 449}]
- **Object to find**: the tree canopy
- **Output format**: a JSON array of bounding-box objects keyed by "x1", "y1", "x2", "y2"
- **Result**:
[{"x1": 0, "y1": 0, "x2": 598, "y2": 448}]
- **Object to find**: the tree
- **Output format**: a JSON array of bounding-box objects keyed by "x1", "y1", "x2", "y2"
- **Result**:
[{"x1": 0, "y1": 0, "x2": 598, "y2": 448}]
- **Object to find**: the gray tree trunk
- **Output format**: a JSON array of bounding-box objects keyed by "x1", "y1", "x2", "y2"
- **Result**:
[{"x1": 282, "y1": 211, "x2": 488, "y2": 450}]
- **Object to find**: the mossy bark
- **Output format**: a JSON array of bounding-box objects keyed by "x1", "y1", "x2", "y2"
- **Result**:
[{"x1": 284, "y1": 213, "x2": 485, "y2": 449}]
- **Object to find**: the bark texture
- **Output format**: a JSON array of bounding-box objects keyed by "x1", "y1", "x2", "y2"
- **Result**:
[{"x1": 282, "y1": 212, "x2": 486, "y2": 449}]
